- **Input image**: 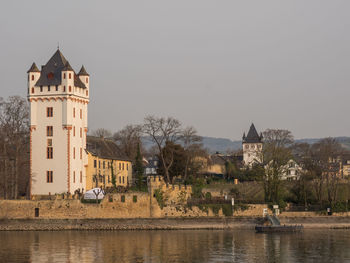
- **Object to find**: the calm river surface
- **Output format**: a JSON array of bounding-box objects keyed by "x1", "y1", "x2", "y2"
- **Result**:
[{"x1": 0, "y1": 229, "x2": 350, "y2": 263}]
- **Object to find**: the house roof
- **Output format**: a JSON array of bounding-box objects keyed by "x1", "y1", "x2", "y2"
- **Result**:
[
  {"x1": 27, "y1": 62, "x2": 40, "y2": 73},
  {"x1": 243, "y1": 123, "x2": 263, "y2": 143},
  {"x1": 86, "y1": 136, "x2": 131, "y2": 162},
  {"x1": 34, "y1": 49, "x2": 87, "y2": 89}
]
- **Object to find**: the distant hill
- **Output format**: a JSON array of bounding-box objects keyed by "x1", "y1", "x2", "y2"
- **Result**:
[{"x1": 142, "y1": 136, "x2": 350, "y2": 154}]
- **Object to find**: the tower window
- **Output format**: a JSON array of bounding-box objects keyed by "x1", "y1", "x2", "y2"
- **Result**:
[
  {"x1": 40, "y1": 86, "x2": 43, "y2": 92},
  {"x1": 73, "y1": 171, "x2": 76, "y2": 183},
  {"x1": 69, "y1": 73, "x2": 72, "y2": 79},
  {"x1": 127, "y1": 163, "x2": 128, "y2": 171},
  {"x1": 31, "y1": 88, "x2": 34, "y2": 94},
  {"x1": 122, "y1": 163, "x2": 124, "y2": 170},
  {"x1": 80, "y1": 148, "x2": 82, "y2": 159},
  {"x1": 63, "y1": 86, "x2": 66, "y2": 92},
  {"x1": 86, "y1": 77, "x2": 88, "y2": 83},
  {"x1": 47, "y1": 147, "x2": 53, "y2": 159},
  {"x1": 47, "y1": 107, "x2": 53, "y2": 117},
  {"x1": 80, "y1": 128, "x2": 82, "y2": 138},
  {"x1": 73, "y1": 147, "x2": 75, "y2": 159},
  {"x1": 94, "y1": 160, "x2": 97, "y2": 168},
  {"x1": 47, "y1": 171, "x2": 53, "y2": 183},
  {"x1": 48, "y1": 86, "x2": 50, "y2": 92},
  {"x1": 73, "y1": 108, "x2": 75, "y2": 118},
  {"x1": 86, "y1": 90, "x2": 88, "y2": 96},
  {"x1": 63, "y1": 73, "x2": 66, "y2": 79},
  {"x1": 47, "y1": 126, "x2": 53, "y2": 136},
  {"x1": 31, "y1": 75, "x2": 34, "y2": 81},
  {"x1": 73, "y1": 126, "x2": 75, "y2": 137},
  {"x1": 69, "y1": 86, "x2": 72, "y2": 92},
  {"x1": 80, "y1": 109, "x2": 82, "y2": 119},
  {"x1": 80, "y1": 171, "x2": 82, "y2": 183},
  {"x1": 55, "y1": 85, "x2": 58, "y2": 91}
]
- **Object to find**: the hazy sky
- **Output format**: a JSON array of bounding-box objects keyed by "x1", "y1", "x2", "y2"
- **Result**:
[{"x1": 1, "y1": 1, "x2": 349, "y2": 140}]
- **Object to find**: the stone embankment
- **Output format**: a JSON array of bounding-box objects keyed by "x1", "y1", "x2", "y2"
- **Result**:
[{"x1": 1, "y1": 216, "x2": 350, "y2": 231}]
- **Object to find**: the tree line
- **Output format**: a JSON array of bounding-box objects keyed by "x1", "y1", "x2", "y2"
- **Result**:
[{"x1": 0, "y1": 96, "x2": 30, "y2": 199}]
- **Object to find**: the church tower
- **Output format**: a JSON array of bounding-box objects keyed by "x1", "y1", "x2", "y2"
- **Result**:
[
  {"x1": 27, "y1": 49, "x2": 90, "y2": 196},
  {"x1": 242, "y1": 123, "x2": 263, "y2": 167}
]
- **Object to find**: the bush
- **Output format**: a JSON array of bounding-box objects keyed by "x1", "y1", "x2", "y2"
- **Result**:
[
  {"x1": 81, "y1": 198, "x2": 101, "y2": 204},
  {"x1": 332, "y1": 201, "x2": 349, "y2": 213},
  {"x1": 205, "y1": 192, "x2": 212, "y2": 200},
  {"x1": 154, "y1": 189, "x2": 167, "y2": 209},
  {"x1": 222, "y1": 204, "x2": 233, "y2": 216}
]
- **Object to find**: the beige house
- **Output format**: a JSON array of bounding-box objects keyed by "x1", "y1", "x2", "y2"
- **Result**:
[{"x1": 85, "y1": 136, "x2": 132, "y2": 190}]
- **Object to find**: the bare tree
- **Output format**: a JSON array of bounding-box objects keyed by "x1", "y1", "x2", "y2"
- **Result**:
[
  {"x1": 143, "y1": 116, "x2": 182, "y2": 182},
  {"x1": 91, "y1": 128, "x2": 112, "y2": 138},
  {"x1": 263, "y1": 129, "x2": 294, "y2": 202},
  {"x1": 113, "y1": 124, "x2": 143, "y2": 159},
  {"x1": 309, "y1": 138, "x2": 342, "y2": 208},
  {"x1": 180, "y1": 126, "x2": 202, "y2": 181},
  {"x1": 0, "y1": 96, "x2": 29, "y2": 199}
]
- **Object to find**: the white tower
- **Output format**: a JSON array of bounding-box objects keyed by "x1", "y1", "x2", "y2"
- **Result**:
[
  {"x1": 27, "y1": 49, "x2": 90, "y2": 196},
  {"x1": 242, "y1": 123, "x2": 263, "y2": 167}
]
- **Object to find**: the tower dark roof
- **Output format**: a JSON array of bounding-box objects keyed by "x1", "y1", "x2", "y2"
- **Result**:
[
  {"x1": 27, "y1": 62, "x2": 40, "y2": 73},
  {"x1": 78, "y1": 65, "x2": 89, "y2": 76},
  {"x1": 243, "y1": 123, "x2": 263, "y2": 143},
  {"x1": 34, "y1": 49, "x2": 86, "y2": 89}
]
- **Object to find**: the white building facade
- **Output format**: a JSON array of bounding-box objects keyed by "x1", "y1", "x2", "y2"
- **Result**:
[
  {"x1": 28, "y1": 50, "x2": 90, "y2": 195},
  {"x1": 242, "y1": 123, "x2": 263, "y2": 167}
]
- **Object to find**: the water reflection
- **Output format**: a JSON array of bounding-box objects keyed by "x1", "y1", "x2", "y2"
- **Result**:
[{"x1": 0, "y1": 229, "x2": 350, "y2": 263}]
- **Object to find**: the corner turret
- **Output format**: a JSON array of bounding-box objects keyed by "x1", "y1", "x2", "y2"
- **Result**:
[
  {"x1": 27, "y1": 63, "x2": 41, "y2": 96},
  {"x1": 78, "y1": 65, "x2": 89, "y2": 93}
]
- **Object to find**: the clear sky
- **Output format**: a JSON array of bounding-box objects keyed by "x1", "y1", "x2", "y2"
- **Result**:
[{"x1": 1, "y1": 0, "x2": 349, "y2": 140}]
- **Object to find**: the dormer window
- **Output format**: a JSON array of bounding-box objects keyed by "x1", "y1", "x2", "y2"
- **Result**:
[{"x1": 47, "y1": 72, "x2": 54, "y2": 80}]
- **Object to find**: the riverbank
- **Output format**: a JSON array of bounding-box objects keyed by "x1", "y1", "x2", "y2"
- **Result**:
[{"x1": 1, "y1": 217, "x2": 350, "y2": 231}]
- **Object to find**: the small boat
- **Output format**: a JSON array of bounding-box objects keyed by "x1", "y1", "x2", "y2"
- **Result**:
[
  {"x1": 255, "y1": 224, "x2": 304, "y2": 233},
  {"x1": 255, "y1": 214, "x2": 303, "y2": 233}
]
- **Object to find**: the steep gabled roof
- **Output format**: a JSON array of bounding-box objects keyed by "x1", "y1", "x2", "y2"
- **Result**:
[
  {"x1": 243, "y1": 123, "x2": 263, "y2": 143},
  {"x1": 86, "y1": 136, "x2": 131, "y2": 162},
  {"x1": 78, "y1": 65, "x2": 89, "y2": 76},
  {"x1": 62, "y1": 61, "x2": 74, "y2": 71},
  {"x1": 27, "y1": 62, "x2": 40, "y2": 73},
  {"x1": 34, "y1": 49, "x2": 86, "y2": 89}
]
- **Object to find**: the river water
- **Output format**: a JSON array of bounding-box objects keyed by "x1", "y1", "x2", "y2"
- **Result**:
[{"x1": 0, "y1": 229, "x2": 349, "y2": 263}]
